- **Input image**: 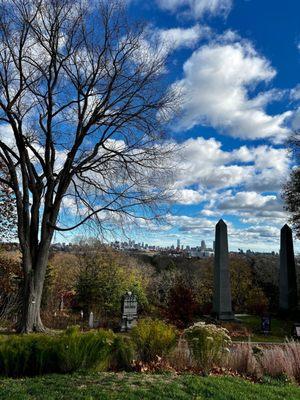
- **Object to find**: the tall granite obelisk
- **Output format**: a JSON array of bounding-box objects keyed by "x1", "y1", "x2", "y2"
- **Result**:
[
  {"x1": 213, "y1": 219, "x2": 234, "y2": 320},
  {"x1": 279, "y1": 224, "x2": 298, "y2": 313}
]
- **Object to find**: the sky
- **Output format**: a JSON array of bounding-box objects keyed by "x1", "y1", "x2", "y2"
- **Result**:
[
  {"x1": 50, "y1": 0, "x2": 300, "y2": 251},
  {"x1": 2, "y1": 0, "x2": 300, "y2": 252},
  {"x1": 97, "y1": 0, "x2": 299, "y2": 253}
]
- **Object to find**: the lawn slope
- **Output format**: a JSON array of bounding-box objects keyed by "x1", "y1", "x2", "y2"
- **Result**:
[{"x1": 0, "y1": 372, "x2": 299, "y2": 400}]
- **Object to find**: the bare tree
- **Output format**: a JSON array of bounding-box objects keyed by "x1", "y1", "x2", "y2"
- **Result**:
[{"x1": 0, "y1": 0, "x2": 177, "y2": 332}]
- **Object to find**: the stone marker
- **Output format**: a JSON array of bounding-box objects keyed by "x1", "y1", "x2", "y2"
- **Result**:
[
  {"x1": 59, "y1": 294, "x2": 64, "y2": 311},
  {"x1": 279, "y1": 224, "x2": 298, "y2": 313},
  {"x1": 212, "y1": 219, "x2": 235, "y2": 320},
  {"x1": 89, "y1": 311, "x2": 94, "y2": 328},
  {"x1": 292, "y1": 323, "x2": 300, "y2": 338},
  {"x1": 121, "y1": 291, "x2": 138, "y2": 332},
  {"x1": 261, "y1": 315, "x2": 271, "y2": 335}
]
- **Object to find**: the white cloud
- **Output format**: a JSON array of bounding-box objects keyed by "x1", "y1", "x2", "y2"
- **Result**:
[
  {"x1": 131, "y1": 24, "x2": 206, "y2": 75},
  {"x1": 291, "y1": 107, "x2": 300, "y2": 130},
  {"x1": 168, "y1": 136, "x2": 290, "y2": 233},
  {"x1": 158, "y1": 25, "x2": 207, "y2": 52},
  {"x1": 172, "y1": 39, "x2": 291, "y2": 141},
  {"x1": 163, "y1": 213, "x2": 282, "y2": 249},
  {"x1": 166, "y1": 213, "x2": 215, "y2": 232},
  {"x1": 290, "y1": 84, "x2": 300, "y2": 101},
  {"x1": 216, "y1": 191, "x2": 282, "y2": 212},
  {"x1": 157, "y1": 0, "x2": 233, "y2": 19},
  {"x1": 135, "y1": 24, "x2": 206, "y2": 67},
  {"x1": 0, "y1": 124, "x2": 15, "y2": 148},
  {"x1": 175, "y1": 136, "x2": 290, "y2": 193},
  {"x1": 172, "y1": 188, "x2": 205, "y2": 204}
]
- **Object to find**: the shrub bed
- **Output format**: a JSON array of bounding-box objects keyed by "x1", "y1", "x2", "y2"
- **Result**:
[
  {"x1": 184, "y1": 322, "x2": 231, "y2": 374},
  {"x1": 226, "y1": 341, "x2": 300, "y2": 384},
  {"x1": 131, "y1": 318, "x2": 178, "y2": 363},
  {"x1": 0, "y1": 326, "x2": 132, "y2": 377}
]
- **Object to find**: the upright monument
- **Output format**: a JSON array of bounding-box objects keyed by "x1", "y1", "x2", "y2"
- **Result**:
[
  {"x1": 121, "y1": 291, "x2": 138, "y2": 331},
  {"x1": 213, "y1": 219, "x2": 234, "y2": 320},
  {"x1": 279, "y1": 224, "x2": 298, "y2": 313}
]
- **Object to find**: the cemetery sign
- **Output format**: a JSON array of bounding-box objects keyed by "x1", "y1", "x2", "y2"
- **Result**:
[{"x1": 121, "y1": 291, "x2": 138, "y2": 331}]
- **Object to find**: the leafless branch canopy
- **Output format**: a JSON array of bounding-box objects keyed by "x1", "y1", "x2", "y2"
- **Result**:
[{"x1": 0, "y1": 0, "x2": 178, "y2": 254}]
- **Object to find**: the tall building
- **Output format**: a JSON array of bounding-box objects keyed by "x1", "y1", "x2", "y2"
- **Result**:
[
  {"x1": 200, "y1": 240, "x2": 206, "y2": 251},
  {"x1": 177, "y1": 238, "x2": 180, "y2": 250}
]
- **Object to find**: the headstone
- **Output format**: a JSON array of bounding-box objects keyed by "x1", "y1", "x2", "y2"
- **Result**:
[
  {"x1": 89, "y1": 311, "x2": 94, "y2": 328},
  {"x1": 80, "y1": 310, "x2": 84, "y2": 331},
  {"x1": 261, "y1": 315, "x2": 271, "y2": 335},
  {"x1": 212, "y1": 219, "x2": 235, "y2": 320},
  {"x1": 292, "y1": 323, "x2": 300, "y2": 339},
  {"x1": 121, "y1": 291, "x2": 138, "y2": 332},
  {"x1": 279, "y1": 224, "x2": 298, "y2": 313},
  {"x1": 59, "y1": 294, "x2": 64, "y2": 311}
]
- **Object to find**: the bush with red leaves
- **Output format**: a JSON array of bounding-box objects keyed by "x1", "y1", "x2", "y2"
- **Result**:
[{"x1": 166, "y1": 277, "x2": 199, "y2": 328}]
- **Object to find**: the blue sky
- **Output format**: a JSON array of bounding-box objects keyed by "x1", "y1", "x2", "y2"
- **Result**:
[{"x1": 55, "y1": 0, "x2": 300, "y2": 252}]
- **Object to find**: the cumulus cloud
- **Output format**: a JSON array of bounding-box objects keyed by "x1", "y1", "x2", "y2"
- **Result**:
[
  {"x1": 167, "y1": 135, "x2": 290, "y2": 235},
  {"x1": 166, "y1": 213, "x2": 215, "y2": 232},
  {"x1": 158, "y1": 25, "x2": 208, "y2": 52},
  {"x1": 163, "y1": 213, "x2": 281, "y2": 249},
  {"x1": 131, "y1": 24, "x2": 207, "y2": 75},
  {"x1": 201, "y1": 189, "x2": 287, "y2": 230},
  {"x1": 136, "y1": 24, "x2": 207, "y2": 64},
  {"x1": 175, "y1": 136, "x2": 290, "y2": 193},
  {"x1": 172, "y1": 39, "x2": 291, "y2": 141},
  {"x1": 216, "y1": 191, "x2": 282, "y2": 212},
  {"x1": 290, "y1": 107, "x2": 300, "y2": 130},
  {"x1": 290, "y1": 84, "x2": 300, "y2": 101},
  {"x1": 172, "y1": 188, "x2": 205, "y2": 204},
  {"x1": 157, "y1": 0, "x2": 233, "y2": 19}
]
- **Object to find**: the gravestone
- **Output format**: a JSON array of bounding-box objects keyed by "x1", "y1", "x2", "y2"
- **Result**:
[
  {"x1": 292, "y1": 323, "x2": 300, "y2": 339},
  {"x1": 89, "y1": 311, "x2": 94, "y2": 328},
  {"x1": 121, "y1": 291, "x2": 138, "y2": 332},
  {"x1": 59, "y1": 294, "x2": 64, "y2": 311},
  {"x1": 212, "y1": 219, "x2": 235, "y2": 320},
  {"x1": 279, "y1": 224, "x2": 298, "y2": 313},
  {"x1": 261, "y1": 315, "x2": 271, "y2": 335}
]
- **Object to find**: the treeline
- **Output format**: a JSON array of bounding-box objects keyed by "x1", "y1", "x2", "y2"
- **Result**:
[{"x1": 0, "y1": 245, "x2": 299, "y2": 330}]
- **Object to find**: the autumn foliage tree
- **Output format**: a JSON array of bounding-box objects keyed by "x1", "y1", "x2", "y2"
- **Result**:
[
  {"x1": 0, "y1": 161, "x2": 16, "y2": 240},
  {"x1": 0, "y1": 252, "x2": 22, "y2": 320},
  {"x1": 0, "y1": 0, "x2": 177, "y2": 332}
]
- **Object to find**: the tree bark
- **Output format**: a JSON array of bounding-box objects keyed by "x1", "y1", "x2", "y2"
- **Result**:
[
  {"x1": 18, "y1": 273, "x2": 44, "y2": 333},
  {"x1": 18, "y1": 239, "x2": 52, "y2": 333}
]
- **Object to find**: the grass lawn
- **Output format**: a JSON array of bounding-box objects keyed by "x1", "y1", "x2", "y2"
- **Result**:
[
  {"x1": 230, "y1": 315, "x2": 294, "y2": 342},
  {"x1": 0, "y1": 372, "x2": 299, "y2": 400}
]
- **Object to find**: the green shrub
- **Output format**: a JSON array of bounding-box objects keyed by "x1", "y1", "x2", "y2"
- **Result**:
[
  {"x1": 0, "y1": 327, "x2": 118, "y2": 377},
  {"x1": 131, "y1": 318, "x2": 178, "y2": 363},
  {"x1": 184, "y1": 322, "x2": 231, "y2": 374},
  {"x1": 109, "y1": 335, "x2": 135, "y2": 371},
  {"x1": 55, "y1": 326, "x2": 114, "y2": 373}
]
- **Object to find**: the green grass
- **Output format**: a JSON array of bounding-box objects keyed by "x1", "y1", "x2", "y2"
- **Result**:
[
  {"x1": 232, "y1": 315, "x2": 294, "y2": 343},
  {"x1": 0, "y1": 372, "x2": 299, "y2": 399}
]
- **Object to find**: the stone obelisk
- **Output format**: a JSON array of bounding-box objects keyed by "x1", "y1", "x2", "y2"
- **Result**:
[
  {"x1": 213, "y1": 219, "x2": 234, "y2": 320},
  {"x1": 279, "y1": 224, "x2": 298, "y2": 313}
]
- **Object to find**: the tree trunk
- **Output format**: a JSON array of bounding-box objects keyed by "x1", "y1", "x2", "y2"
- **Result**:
[
  {"x1": 18, "y1": 273, "x2": 44, "y2": 333},
  {"x1": 18, "y1": 245, "x2": 51, "y2": 333}
]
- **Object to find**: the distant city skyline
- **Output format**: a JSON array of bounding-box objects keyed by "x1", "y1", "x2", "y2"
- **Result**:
[{"x1": 50, "y1": 0, "x2": 300, "y2": 252}]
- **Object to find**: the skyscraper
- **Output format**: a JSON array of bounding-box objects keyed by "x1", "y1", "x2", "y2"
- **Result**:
[{"x1": 200, "y1": 240, "x2": 206, "y2": 251}]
